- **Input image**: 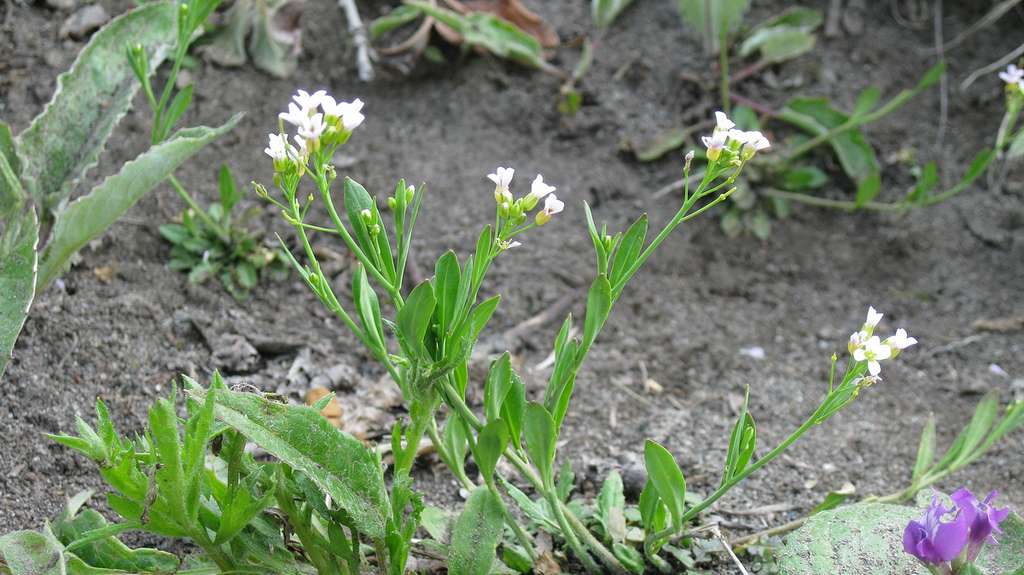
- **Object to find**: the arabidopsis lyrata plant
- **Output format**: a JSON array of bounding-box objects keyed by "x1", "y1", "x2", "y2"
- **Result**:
[
  {"x1": 245, "y1": 91, "x2": 927, "y2": 573},
  {"x1": 991, "y1": 63, "x2": 1024, "y2": 168}
]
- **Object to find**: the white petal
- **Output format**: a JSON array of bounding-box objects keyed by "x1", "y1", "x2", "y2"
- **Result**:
[
  {"x1": 714, "y1": 111, "x2": 735, "y2": 131},
  {"x1": 868, "y1": 361, "x2": 881, "y2": 376},
  {"x1": 543, "y1": 194, "x2": 564, "y2": 215}
]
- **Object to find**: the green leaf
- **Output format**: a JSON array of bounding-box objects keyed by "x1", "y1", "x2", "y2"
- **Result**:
[
  {"x1": 484, "y1": 353, "x2": 513, "y2": 423},
  {"x1": 778, "y1": 166, "x2": 828, "y2": 191},
  {"x1": 808, "y1": 485, "x2": 855, "y2": 516},
  {"x1": 352, "y1": 264, "x2": 385, "y2": 350},
  {"x1": 473, "y1": 419, "x2": 508, "y2": 484},
  {"x1": 610, "y1": 215, "x2": 646, "y2": 289},
  {"x1": 777, "y1": 97, "x2": 880, "y2": 185},
  {"x1": 159, "y1": 84, "x2": 193, "y2": 142},
  {"x1": 675, "y1": 0, "x2": 749, "y2": 52},
  {"x1": 948, "y1": 391, "x2": 1000, "y2": 469},
  {"x1": 638, "y1": 479, "x2": 666, "y2": 533},
  {"x1": 910, "y1": 413, "x2": 936, "y2": 483},
  {"x1": 500, "y1": 374, "x2": 525, "y2": 450},
  {"x1": 37, "y1": 115, "x2": 241, "y2": 289},
  {"x1": 592, "y1": 0, "x2": 635, "y2": 29},
  {"x1": 580, "y1": 275, "x2": 612, "y2": 354},
  {"x1": 218, "y1": 164, "x2": 241, "y2": 213},
  {"x1": 523, "y1": 402, "x2": 557, "y2": 485},
  {"x1": 448, "y1": 486, "x2": 505, "y2": 575},
  {"x1": 501, "y1": 479, "x2": 558, "y2": 532},
  {"x1": 370, "y1": 4, "x2": 421, "y2": 40},
  {"x1": 854, "y1": 171, "x2": 882, "y2": 207},
  {"x1": 0, "y1": 121, "x2": 24, "y2": 219},
  {"x1": 0, "y1": 206, "x2": 38, "y2": 380},
  {"x1": 184, "y1": 377, "x2": 390, "y2": 540},
  {"x1": 443, "y1": 416, "x2": 469, "y2": 481},
  {"x1": 0, "y1": 526, "x2": 66, "y2": 575},
  {"x1": 722, "y1": 407, "x2": 756, "y2": 484},
  {"x1": 643, "y1": 439, "x2": 686, "y2": 530},
  {"x1": 612, "y1": 543, "x2": 645, "y2": 575},
  {"x1": 397, "y1": 280, "x2": 436, "y2": 358},
  {"x1": 434, "y1": 250, "x2": 461, "y2": 338},
  {"x1": 343, "y1": 177, "x2": 377, "y2": 265},
  {"x1": 906, "y1": 162, "x2": 938, "y2": 204},
  {"x1": 157, "y1": 223, "x2": 189, "y2": 245},
  {"x1": 752, "y1": 6, "x2": 822, "y2": 30},
  {"x1": 739, "y1": 27, "x2": 816, "y2": 64},
  {"x1": 852, "y1": 86, "x2": 882, "y2": 117},
  {"x1": 52, "y1": 497, "x2": 179, "y2": 573},
  {"x1": 15, "y1": 2, "x2": 178, "y2": 210},
  {"x1": 597, "y1": 470, "x2": 627, "y2": 544}
]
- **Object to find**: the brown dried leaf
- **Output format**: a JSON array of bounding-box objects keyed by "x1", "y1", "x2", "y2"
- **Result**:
[{"x1": 443, "y1": 0, "x2": 559, "y2": 48}]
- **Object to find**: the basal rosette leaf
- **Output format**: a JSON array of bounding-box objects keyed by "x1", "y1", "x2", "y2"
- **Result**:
[
  {"x1": 37, "y1": 115, "x2": 241, "y2": 288},
  {"x1": 14, "y1": 2, "x2": 178, "y2": 212},
  {"x1": 0, "y1": 206, "x2": 38, "y2": 380},
  {"x1": 184, "y1": 376, "x2": 391, "y2": 540}
]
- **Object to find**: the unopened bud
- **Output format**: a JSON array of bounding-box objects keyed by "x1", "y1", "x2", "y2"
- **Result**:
[
  {"x1": 405, "y1": 185, "x2": 416, "y2": 203},
  {"x1": 684, "y1": 150, "x2": 695, "y2": 172},
  {"x1": 370, "y1": 224, "x2": 381, "y2": 236},
  {"x1": 360, "y1": 208, "x2": 373, "y2": 225},
  {"x1": 387, "y1": 197, "x2": 397, "y2": 211}
]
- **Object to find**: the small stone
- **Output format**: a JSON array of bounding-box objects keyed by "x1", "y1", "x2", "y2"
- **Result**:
[
  {"x1": 92, "y1": 265, "x2": 115, "y2": 283},
  {"x1": 60, "y1": 5, "x2": 110, "y2": 40},
  {"x1": 46, "y1": 0, "x2": 77, "y2": 10},
  {"x1": 739, "y1": 346, "x2": 766, "y2": 360},
  {"x1": 210, "y1": 333, "x2": 260, "y2": 374}
]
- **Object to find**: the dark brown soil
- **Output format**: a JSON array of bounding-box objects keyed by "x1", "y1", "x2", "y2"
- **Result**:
[{"x1": 2, "y1": 0, "x2": 1023, "y2": 572}]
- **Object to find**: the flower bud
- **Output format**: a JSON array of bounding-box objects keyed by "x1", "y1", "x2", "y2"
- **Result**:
[
  {"x1": 360, "y1": 208, "x2": 373, "y2": 226},
  {"x1": 387, "y1": 197, "x2": 397, "y2": 211},
  {"x1": 405, "y1": 185, "x2": 416, "y2": 203},
  {"x1": 684, "y1": 150, "x2": 695, "y2": 173}
]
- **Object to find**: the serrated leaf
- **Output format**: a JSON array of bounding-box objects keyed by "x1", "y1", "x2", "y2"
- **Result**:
[
  {"x1": 0, "y1": 206, "x2": 38, "y2": 380},
  {"x1": 448, "y1": 486, "x2": 505, "y2": 575},
  {"x1": 184, "y1": 377, "x2": 390, "y2": 540},
  {"x1": 778, "y1": 97, "x2": 880, "y2": 185},
  {"x1": 15, "y1": 2, "x2": 178, "y2": 210},
  {"x1": 38, "y1": 115, "x2": 240, "y2": 289},
  {"x1": 592, "y1": 0, "x2": 635, "y2": 29},
  {"x1": 52, "y1": 500, "x2": 179, "y2": 573}
]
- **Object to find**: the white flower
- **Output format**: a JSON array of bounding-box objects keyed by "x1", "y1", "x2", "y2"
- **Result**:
[
  {"x1": 488, "y1": 166, "x2": 514, "y2": 190},
  {"x1": 714, "y1": 111, "x2": 735, "y2": 133},
  {"x1": 526, "y1": 174, "x2": 556, "y2": 203},
  {"x1": 296, "y1": 113, "x2": 326, "y2": 142},
  {"x1": 848, "y1": 330, "x2": 866, "y2": 354},
  {"x1": 852, "y1": 335, "x2": 892, "y2": 376},
  {"x1": 279, "y1": 102, "x2": 311, "y2": 128},
  {"x1": 293, "y1": 134, "x2": 309, "y2": 156},
  {"x1": 322, "y1": 96, "x2": 365, "y2": 131},
  {"x1": 702, "y1": 130, "x2": 728, "y2": 161},
  {"x1": 292, "y1": 89, "x2": 327, "y2": 112},
  {"x1": 264, "y1": 133, "x2": 292, "y2": 161},
  {"x1": 999, "y1": 64, "x2": 1024, "y2": 85},
  {"x1": 536, "y1": 194, "x2": 564, "y2": 226},
  {"x1": 744, "y1": 131, "x2": 770, "y2": 151},
  {"x1": 864, "y1": 306, "x2": 883, "y2": 330},
  {"x1": 505, "y1": 240, "x2": 522, "y2": 249},
  {"x1": 885, "y1": 328, "x2": 917, "y2": 351}
]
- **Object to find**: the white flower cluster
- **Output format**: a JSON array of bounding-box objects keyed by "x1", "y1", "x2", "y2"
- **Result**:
[
  {"x1": 999, "y1": 64, "x2": 1024, "y2": 94},
  {"x1": 487, "y1": 167, "x2": 563, "y2": 230},
  {"x1": 701, "y1": 111, "x2": 770, "y2": 162},
  {"x1": 265, "y1": 89, "x2": 365, "y2": 169},
  {"x1": 848, "y1": 306, "x2": 917, "y2": 376}
]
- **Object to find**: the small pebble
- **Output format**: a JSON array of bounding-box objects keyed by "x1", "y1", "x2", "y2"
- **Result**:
[{"x1": 60, "y1": 4, "x2": 109, "y2": 40}]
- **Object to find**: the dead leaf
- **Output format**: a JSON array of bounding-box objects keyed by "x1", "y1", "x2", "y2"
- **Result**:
[
  {"x1": 306, "y1": 385, "x2": 343, "y2": 428},
  {"x1": 93, "y1": 265, "x2": 116, "y2": 283},
  {"x1": 447, "y1": 0, "x2": 558, "y2": 48},
  {"x1": 973, "y1": 316, "x2": 1024, "y2": 333},
  {"x1": 534, "y1": 550, "x2": 562, "y2": 575}
]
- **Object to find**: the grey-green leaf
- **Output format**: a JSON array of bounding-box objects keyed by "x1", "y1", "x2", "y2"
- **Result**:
[
  {"x1": 15, "y1": 2, "x2": 178, "y2": 210},
  {"x1": 448, "y1": 486, "x2": 505, "y2": 575},
  {"x1": 38, "y1": 115, "x2": 240, "y2": 289},
  {"x1": 0, "y1": 526, "x2": 66, "y2": 575},
  {"x1": 184, "y1": 377, "x2": 390, "y2": 540},
  {"x1": 777, "y1": 98, "x2": 879, "y2": 185},
  {"x1": 0, "y1": 206, "x2": 39, "y2": 380},
  {"x1": 592, "y1": 0, "x2": 635, "y2": 29},
  {"x1": 910, "y1": 413, "x2": 936, "y2": 483},
  {"x1": 675, "y1": 0, "x2": 749, "y2": 53}
]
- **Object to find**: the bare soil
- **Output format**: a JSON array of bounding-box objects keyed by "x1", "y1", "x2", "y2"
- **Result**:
[{"x1": 1, "y1": 0, "x2": 1023, "y2": 572}]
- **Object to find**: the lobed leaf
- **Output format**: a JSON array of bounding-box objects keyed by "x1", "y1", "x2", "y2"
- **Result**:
[
  {"x1": 184, "y1": 376, "x2": 390, "y2": 540},
  {"x1": 15, "y1": 2, "x2": 178, "y2": 211},
  {"x1": 38, "y1": 115, "x2": 241, "y2": 289}
]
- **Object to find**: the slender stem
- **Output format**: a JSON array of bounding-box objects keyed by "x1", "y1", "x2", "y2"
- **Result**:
[
  {"x1": 191, "y1": 524, "x2": 237, "y2": 573},
  {"x1": 543, "y1": 485, "x2": 600, "y2": 573},
  {"x1": 169, "y1": 175, "x2": 231, "y2": 244},
  {"x1": 719, "y1": 24, "x2": 730, "y2": 114}
]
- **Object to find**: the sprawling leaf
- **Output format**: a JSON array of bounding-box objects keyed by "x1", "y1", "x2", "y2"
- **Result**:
[
  {"x1": 184, "y1": 377, "x2": 390, "y2": 540},
  {"x1": 38, "y1": 115, "x2": 240, "y2": 288},
  {"x1": 0, "y1": 526, "x2": 66, "y2": 575},
  {"x1": 448, "y1": 486, "x2": 505, "y2": 575},
  {"x1": 777, "y1": 98, "x2": 879, "y2": 185},
  {"x1": 15, "y1": 2, "x2": 177, "y2": 210},
  {"x1": 0, "y1": 206, "x2": 38, "y2": 380}
]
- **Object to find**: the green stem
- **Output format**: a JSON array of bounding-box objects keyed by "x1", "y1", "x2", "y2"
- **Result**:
[
  {"x1": 542, "y1": 483, "x2": 600, "y2": 573},
  {"x1": 191, "y1": 523, "x2": 238, "y2": 573},
  {"x1": 169, "y1": 174, "x2": 231, "y2": 244},
  {"x1": 719, "y1": 23, "x2": 730, "y2": 114}
]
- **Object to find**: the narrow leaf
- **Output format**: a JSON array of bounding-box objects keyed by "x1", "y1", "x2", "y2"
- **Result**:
[{"x1": 644, "y1": 439, "x2": 687, "y2": 530}]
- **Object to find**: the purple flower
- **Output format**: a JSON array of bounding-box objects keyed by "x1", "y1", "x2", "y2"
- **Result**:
[
  {"x1": 950, "y1": 488, "x2": 1011, "y2": 561},
  {"x1": 903, "y1": 497, "x2": 970, "y2": 565}
]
